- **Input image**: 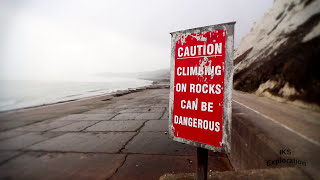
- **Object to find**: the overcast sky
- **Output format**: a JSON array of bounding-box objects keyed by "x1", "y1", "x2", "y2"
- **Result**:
[{"x1": 0, "y1": 0, "x2": 273, "y2": 81}]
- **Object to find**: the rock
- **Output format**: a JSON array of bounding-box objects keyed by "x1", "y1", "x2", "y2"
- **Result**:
[{"x1": 233, "y1": 0, "x2": 320, "y2": 108}]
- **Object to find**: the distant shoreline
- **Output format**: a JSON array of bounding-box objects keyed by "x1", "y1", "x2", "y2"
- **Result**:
[{"x1": 0, "y1": 80, "x2": 169, "y2": 113}]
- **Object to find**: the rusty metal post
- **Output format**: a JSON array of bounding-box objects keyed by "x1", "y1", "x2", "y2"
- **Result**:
[{"x1": 197, "y1": 147, "x2": 208, "y2": 180}]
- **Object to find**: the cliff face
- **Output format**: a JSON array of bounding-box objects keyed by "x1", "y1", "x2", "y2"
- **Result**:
[{"x1": 233, "y1": 0, "x2": 320, "y2": 107}]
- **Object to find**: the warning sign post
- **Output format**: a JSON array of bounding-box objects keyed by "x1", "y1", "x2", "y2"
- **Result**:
[{"x1": 169, "y1": 22, "x2": 235, "y2": 179}]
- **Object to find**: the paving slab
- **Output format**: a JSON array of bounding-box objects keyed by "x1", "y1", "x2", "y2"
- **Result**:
[
  {"x1": 152, "y1": 104, "x2": 169, "y2": 108},
  {"x1": 123, "y1": 132, "x2": 196, "y2": 155},
  {"x1": 149, "y1": 107, "x2": 166, "y2": 113},
  {"x1": 136, "y1": 104, "x2": 155, "y2": 108},
  {"x1": 111, "y1": 155, "x2": 233, "y2": 180},
  {"x1": 135, "y1": 112, "x2": 163, "y2": 120},
  {"x1": 117, "y1": 108, "x2": 145, "y2": 113},
  {"x1": 111, "y1": 113, "x2": 142, "y2": 120},
  {"x1": 0, "y1": 130, "x2": 28, "y2": 141},
  {"x1": 141, "y1": 120, "x2": 168, "y2": 132},
  {"x1": 14, "y1": 120, "x2": 76, "y2": 131},
  {"x1": 0, "y1": 152, "x2": 125, "y2": 180},
  {"x1": 116, "y1": 104, "x2": 153, "y2": 109},
  {"x1": 0, "y1": 132, "x2": 64, "y2": 150},
  {"x1": 51, "y1": 121, "x2": 98, "y2": 131},
  {"x1": 0, "y1": 151, "x2": 22, "y2": 164},
  {"x1": 114, "y1": 105, "x2": 138, "y2": 109},
  {"x1": 28, "y1": 132, "x2": 136, "y2": 153},
  {"x1": 161, "y1": 111, "x2": 169, "y2": 120},
  {"x1": 119, "y1": 107, "x2": 166, "y2": 113},
  {"x1": 55, "y1": 114, "x2": 116, "y2": 121},
  {"x1": 85, "y1": 121, "x2": 145, "y2": 132},
  {"x1": 0, "y1": 120, "x2": 36, "y2": 131},
  {"x1": 83, "y1": 108, "x2": 124, "y2": 114}
]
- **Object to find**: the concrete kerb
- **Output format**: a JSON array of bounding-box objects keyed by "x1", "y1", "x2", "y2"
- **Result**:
[{"x1": 159, "y1": 167, "x2": 310, "y2": 180}]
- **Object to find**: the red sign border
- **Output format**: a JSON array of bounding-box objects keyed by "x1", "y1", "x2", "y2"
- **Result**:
[{"x1": 169, "y1": 22, "x2": 235, "y2": 153}]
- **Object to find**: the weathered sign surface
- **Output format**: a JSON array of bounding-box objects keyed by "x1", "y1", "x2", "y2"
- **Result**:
[{"x1": 169, "y1": 22, "x2": 235, "y2": 153}]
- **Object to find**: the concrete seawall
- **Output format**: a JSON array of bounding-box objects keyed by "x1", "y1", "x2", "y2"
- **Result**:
[
  {"x1": 0, "y1": 87, "x2": 233, "y2": 180},
  {"x1": 0, "y1": 86, "x2": 317, "y2": 179},
  {"x1": 229, "y1": 113, "x2": 283, "y2": 169},
  {"x1": 229, "y1": 91, "x2": 319, "y2": 180}
]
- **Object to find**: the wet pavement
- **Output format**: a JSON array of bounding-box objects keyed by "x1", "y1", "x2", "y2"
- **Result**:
[{"x1": 0, "y1": 88, "x2": 233, "y2": 180}]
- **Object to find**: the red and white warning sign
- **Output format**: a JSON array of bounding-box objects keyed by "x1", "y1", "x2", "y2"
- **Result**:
[{"x1": 169, "y1": 23, "x2": 235, "y2": 152}]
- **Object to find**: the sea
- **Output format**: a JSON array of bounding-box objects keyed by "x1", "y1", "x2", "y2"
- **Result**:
[{"x1": 0, "y1": 77, "x2": 152, "y2": 112}]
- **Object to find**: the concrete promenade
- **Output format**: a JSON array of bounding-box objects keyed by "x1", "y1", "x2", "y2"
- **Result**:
[{"x1": 0, "y1": 87, "x2": 232, "y2": 180}]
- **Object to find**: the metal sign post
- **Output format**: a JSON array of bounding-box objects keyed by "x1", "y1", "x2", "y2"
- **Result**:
[
  {"x1": 197, "y1": 147, "x2": 208, "y2": 180},
  {"x1": 169, "y1": 22, "x2": 235, "y2": 179}
]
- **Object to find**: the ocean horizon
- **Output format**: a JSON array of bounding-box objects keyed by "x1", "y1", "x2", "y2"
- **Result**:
[{"x1": 0, "y1": 77, "x2": 152, "y2": 112}]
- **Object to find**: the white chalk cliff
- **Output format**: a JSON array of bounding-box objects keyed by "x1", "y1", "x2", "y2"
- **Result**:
[{"x1": 233, "y1": 0, "x2": 320, "y2": 108}]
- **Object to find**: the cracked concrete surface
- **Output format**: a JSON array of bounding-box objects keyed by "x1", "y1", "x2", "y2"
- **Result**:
[{"x1": 0, "y1": 88, "x2": 233, "y2": 180}]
